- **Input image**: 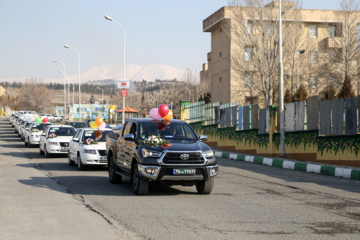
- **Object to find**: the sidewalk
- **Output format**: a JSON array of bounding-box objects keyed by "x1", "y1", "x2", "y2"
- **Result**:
[{"x1": 212, "y1": 147, "x2": 360, "y2": 181}]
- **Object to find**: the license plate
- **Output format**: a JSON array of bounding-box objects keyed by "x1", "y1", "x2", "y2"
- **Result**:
[
  {"x1": 100, "y1": 157, "x2": 107, "y2": 161},
  {"x1": 173, "y1": 169, "x2": 196, "y2": 175},
  {"x1": 60, "y1": 148, "x2": 68, "y2": 152}
]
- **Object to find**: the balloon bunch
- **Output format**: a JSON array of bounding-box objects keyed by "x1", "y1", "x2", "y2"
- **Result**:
[
  {"x1": 89, "y1": 117, "x2": 106, "y2": 130},
  {"x1": 149, "y1": 104, "x2": 173, "y2": 121},
  {"x1": 32, "y1": 117, "x2": 48, "y2": 123}
]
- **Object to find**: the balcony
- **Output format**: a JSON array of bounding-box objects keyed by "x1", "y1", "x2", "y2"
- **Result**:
[{"x1": 326, "y1": 37, "x2": 343, "y2": 49}]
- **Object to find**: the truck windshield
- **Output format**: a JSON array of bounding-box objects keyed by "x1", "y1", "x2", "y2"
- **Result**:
[{"x1": 139, "y1": 122, "x2": 197, "y2": 141}]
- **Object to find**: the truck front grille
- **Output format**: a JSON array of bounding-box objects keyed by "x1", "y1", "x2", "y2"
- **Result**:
[{"x1": 162, "y1": 152, "x2": 205, "y2": 164}]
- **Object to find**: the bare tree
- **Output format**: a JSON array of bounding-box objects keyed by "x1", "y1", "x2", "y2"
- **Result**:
[
  {"x1": 325, "y1": 0, "x2": 360, "y2": 94},
  {"x1": 226, "y1": 0, "x2": 303, "y2": 107},
  {"x1": 19, "y1": 78, "x2": 51, "y2": 113}
]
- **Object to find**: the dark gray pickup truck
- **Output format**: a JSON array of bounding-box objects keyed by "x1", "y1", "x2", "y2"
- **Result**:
[{"x1": 106, "y1": 118, "x2": 218, "y2": 195}]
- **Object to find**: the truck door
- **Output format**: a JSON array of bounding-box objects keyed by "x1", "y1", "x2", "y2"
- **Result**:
[
  {"x1": 116, "y1": 121, "x2": 132, "y2": 171},
  {"x1": 123, "y1": 122, "x2": 137, "y2": 175}
]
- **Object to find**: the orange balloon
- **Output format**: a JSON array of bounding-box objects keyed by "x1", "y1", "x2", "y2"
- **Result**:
[
  {"x1": 95, "y1": 117, "x2": 104, "y2": 126},
  {"x1": 94, "y1": 131, "x2": 102, "y2": 139},
  {"x1": 163, "y1": 109, "x2": 173, "y2": 121}
]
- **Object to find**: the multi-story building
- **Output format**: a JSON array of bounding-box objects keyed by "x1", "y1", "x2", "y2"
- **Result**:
[{"x1": 201, "y1": 1, "x2": 360, "y2": 107}]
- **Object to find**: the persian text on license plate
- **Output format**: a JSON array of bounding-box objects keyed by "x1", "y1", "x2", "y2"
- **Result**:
[{"x1": 173, "y1": 169, "x2": 196, "y2": 175}]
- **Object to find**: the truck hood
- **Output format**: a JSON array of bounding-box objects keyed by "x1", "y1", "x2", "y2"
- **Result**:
[{"x1": 143, "y1": 140, "x2": 212, "y2": 152}]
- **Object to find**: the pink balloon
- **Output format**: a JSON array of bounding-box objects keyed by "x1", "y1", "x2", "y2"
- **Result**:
[
  {"x1": 98, "y1": 122, "x2": 106, "y2": 130},
  {"x1": 149, "y1": 108, "x2": 161, "y2": 120},
  {"x1": 30, "y1": 117, "x2": 35, "y2": 121}
]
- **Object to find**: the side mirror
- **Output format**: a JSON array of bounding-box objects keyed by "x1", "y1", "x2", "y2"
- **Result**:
[
  {"x1": 124, "y1": 133, "x2": 135, "y2": 141},
  {"x1": 199, "y1": 135, "x2": 208, "y2": 142},
  {"x1": 72, "y1": 138, "x2": 79, "y2": 142}
]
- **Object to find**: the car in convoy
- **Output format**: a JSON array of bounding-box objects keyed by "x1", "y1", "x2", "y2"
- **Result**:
[
  {"x1": 65, "y1": 121, "x2": 87, "y2": 131},
  {"x1": 19, "y1": 120, "x2": 32, "y2": 141},
  {"x1": 68, "y1": 128, "x2": 115, "y2": 170},
  {"x1": 39, "y1": 125, "x2": 76, "y2": 157},
  {"x1": 106, "y1": 118, "x2": 218, "y2": 195},
  {"x1": 24, "y1": 122, "x2": 52, "y2": 147}
]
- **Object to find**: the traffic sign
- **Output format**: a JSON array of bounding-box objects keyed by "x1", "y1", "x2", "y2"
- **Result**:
[
  {"x1": 121, "y1": 89, "x2": 128, "y2": 97},
  {"x1": 118, "y1": 79, "x2": 130, "y2": 89}
]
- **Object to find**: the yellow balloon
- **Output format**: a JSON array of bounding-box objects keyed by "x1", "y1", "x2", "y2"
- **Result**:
[
  {"x1": 89, "y1": 121, "x2": 98, "y2": 129},
  {"x1": 163, "y1": 109, "x2": 173, "y2": 121}
]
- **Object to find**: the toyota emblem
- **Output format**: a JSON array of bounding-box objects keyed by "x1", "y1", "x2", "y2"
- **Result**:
[{"x1": 180, "y1": 153, "x2": 189, "y2": 160}]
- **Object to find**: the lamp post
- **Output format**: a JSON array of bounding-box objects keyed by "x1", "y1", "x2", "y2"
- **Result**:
[
  {"x1": 297, "y1": 49, "x2": 305, "y2": 89},
  {"x1": 53, "y1": 59, "x2": 67, "y2": 117},
  {"x1": 279, "y1": 0, "x2": 285, "y2": 157},
  {"x1": 64, "y1": 44, "x2": 82, "y2": 121},
  {"x1": 184, "y1": 87, "x2": 191, "y2": 102},
  {"x1": 97, "y1": 87, "x2": 104, "y2": 105},
  {"x1": 105, "y1": 15, "x2": 126, "y2": 124}
]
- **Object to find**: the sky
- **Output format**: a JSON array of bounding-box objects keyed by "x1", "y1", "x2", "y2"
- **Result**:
[{"x1": 0, "y1": 0, "x2": 343, "y2": 82}]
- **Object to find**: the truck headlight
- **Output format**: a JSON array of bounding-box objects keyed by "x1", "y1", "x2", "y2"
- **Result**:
[
  {"x1": 141, "y1": 149, "x2": 162, "y2": 158},
  {"x1": 202, "y1": 150, "x2": 214, "y2": 158},
  {"x1": 83, "y1": 149, "x2": 97, "y2": 154}
]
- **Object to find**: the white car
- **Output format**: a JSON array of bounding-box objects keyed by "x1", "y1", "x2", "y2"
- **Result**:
[
  {"x1": 39, "y1": 125, "x2": 76, "y2": 157},
  {"x1": 68, "y1": 128, "x2": 114, "y2": 170},
  {"x1": 19, "y1": 120, "x2": 32, "y2": 141},
  {"x1": 24, "y1": 122, "x2": 52, "y2": 147}
]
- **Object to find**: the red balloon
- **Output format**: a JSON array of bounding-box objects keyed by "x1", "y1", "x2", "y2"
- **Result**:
[
  {"x1": 42, "y1": 118, "x2": 48, "y2": 123},
  {"x1": 158, "y1": 104, "x2": 169, "y2": 118}
]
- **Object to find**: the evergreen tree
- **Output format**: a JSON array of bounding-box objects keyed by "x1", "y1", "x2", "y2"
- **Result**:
[
  {"x1": 89, "y1": 95, "x2": 95, "y2": 104},
  {"x1": 292, "y1": 84, "x2": 308, "y2": 102},
  {"x1": 337, "y1": 75, "x2": 356, "y2": 99},
  {"x1": 284, "y1": 89, "x2": 292, "y2": 103},
  {"x1": 322, "y1": 84, "x2": 337, "y2": 101}
]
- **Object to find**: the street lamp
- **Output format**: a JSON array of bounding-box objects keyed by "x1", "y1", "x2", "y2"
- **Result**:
[
  {"x1": 297, "y1": 49, "x2": 305, "y2": 89},
  {"x1": 53, "y1": 59, "x2": 67, "y2": 117},
  {"x1": 64, "y1": 44, "x2": 82, "y2": 121},
  {"x1": 59, "y1": 70, "x2": 71, "y2": 116},
  {"x1": 105, "y1": 15, "x2": 126, "y2": 124},
  {"x1": 184, "y1": 87, "x2": 191, "y2": 102},
  {"x1": 97, "y1": 87, "x2": 104, "y2": 105}
]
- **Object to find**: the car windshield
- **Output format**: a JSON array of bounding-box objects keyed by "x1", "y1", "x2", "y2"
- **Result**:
[
  {"x1": 68, "y1": 122, "x2": 87, "y2": 129},
  {"x1": 48, "y1": 127, "x2": 75, "y2": 136},
  {"x1": 139, "y1": 122, "x2": 197, "y2": 141},
  {"x1": 82, "y1": 130, "x2": 113, "y2": 143},
  {"x1": 31, "y1": 123, "x2": 51, "y2": 131}
]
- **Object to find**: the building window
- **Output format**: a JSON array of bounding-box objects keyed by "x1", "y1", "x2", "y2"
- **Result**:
[
  {"x1": 245, "y1": 47, "x2": 252, "y2": 61},
  {"x1": 329, "y1": 25, "x2": 337, "y2": 37},
  {"x1": 245, "y1": 73, "x2": 253, "y2": 87},
  {"x1": 310, "y1": 76, "x2": 317, "y2": 88},
  {"x1": 329, "y1": 49, "x2": 339, "y2": 63},
  {"x1": 310, "y1": 51, "x2": 317, "y2": 63},
  {"x1": 246, "y1": 21, "x2": 253, "y2": 35},
  {"x1": 309, "y1": 25, "x2": 318, "y2": 38}
]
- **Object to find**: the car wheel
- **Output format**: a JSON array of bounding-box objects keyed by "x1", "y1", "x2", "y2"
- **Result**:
[
  {"x1": 68, "y1": 152, "x2": 75, "y2": 166},
  {"x1": 44, "y1": 145, "x2": 50, "y2": 158},
  {"x1": 77, "y1": 154, "x2": 85, "y2": 170},
  {"x1": 24, "y1": 139, "x2": 28, "y2": 147},
  {"x1": 196, "y1": 178, "x2": 214, "y2": 194},
  {"x1": 27, "y1": 138, "x2": 32, "y2": 148},
  {"x1": 39, "y1": 146, "x2": 44, "y2": 155},
  {"x1": 108, "y1": 156, "x2": 121, "y2": 184},
  {"x1": 132, "y1": 163, "x2": 149, "y2": 195}
]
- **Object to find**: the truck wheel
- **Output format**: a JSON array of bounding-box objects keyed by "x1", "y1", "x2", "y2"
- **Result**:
[
  {"x1": 77, "y1": 154, "x2": 85, "y2": 171},
  {"x1": 108, "y1": 156, "x2": 121, "y2": 184},
  {"x1": 132, "y1": 163, "x2": 149, "y2": 195},
  {"x1": 196, "y1": 178, "x2": 214, "y2": 194},
  {"x1": 68, "y1": 153, "x2": 75, "y2": 166}
]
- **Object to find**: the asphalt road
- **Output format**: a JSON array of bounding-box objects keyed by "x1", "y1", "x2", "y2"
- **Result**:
[{"x1": 1, "y1": 118, "x2": 360, "y2": 240}]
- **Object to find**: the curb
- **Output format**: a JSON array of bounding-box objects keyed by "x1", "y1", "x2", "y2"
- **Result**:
[{"x1": 213, "y1": 150, "x2": 360, "y2": 181}]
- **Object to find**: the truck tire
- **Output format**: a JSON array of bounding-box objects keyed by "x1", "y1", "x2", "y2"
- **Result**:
[
  {"x1": 132, "y1": 163, "x2": 149, "y2": 195},
  {"x1": 196, "y1": 178, "x2": 214, "y2": 194},
  {"x1": 108, "y1": 156, "x2": 122, "y2": 184}
]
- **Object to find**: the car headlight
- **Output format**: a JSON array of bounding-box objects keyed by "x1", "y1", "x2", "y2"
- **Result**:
[
  {"x1": 141, "y1": 149, "x2": 162, "y2": 158},
  {"x1": 48, "y1": 141, "x2": 58, "y2": 145},
  {"x1": 83, "y1": 149, "x2": 97, "y2": 154},
  {"x1": 202, "y1": 150, "x2": 214, "y2": 158}
]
